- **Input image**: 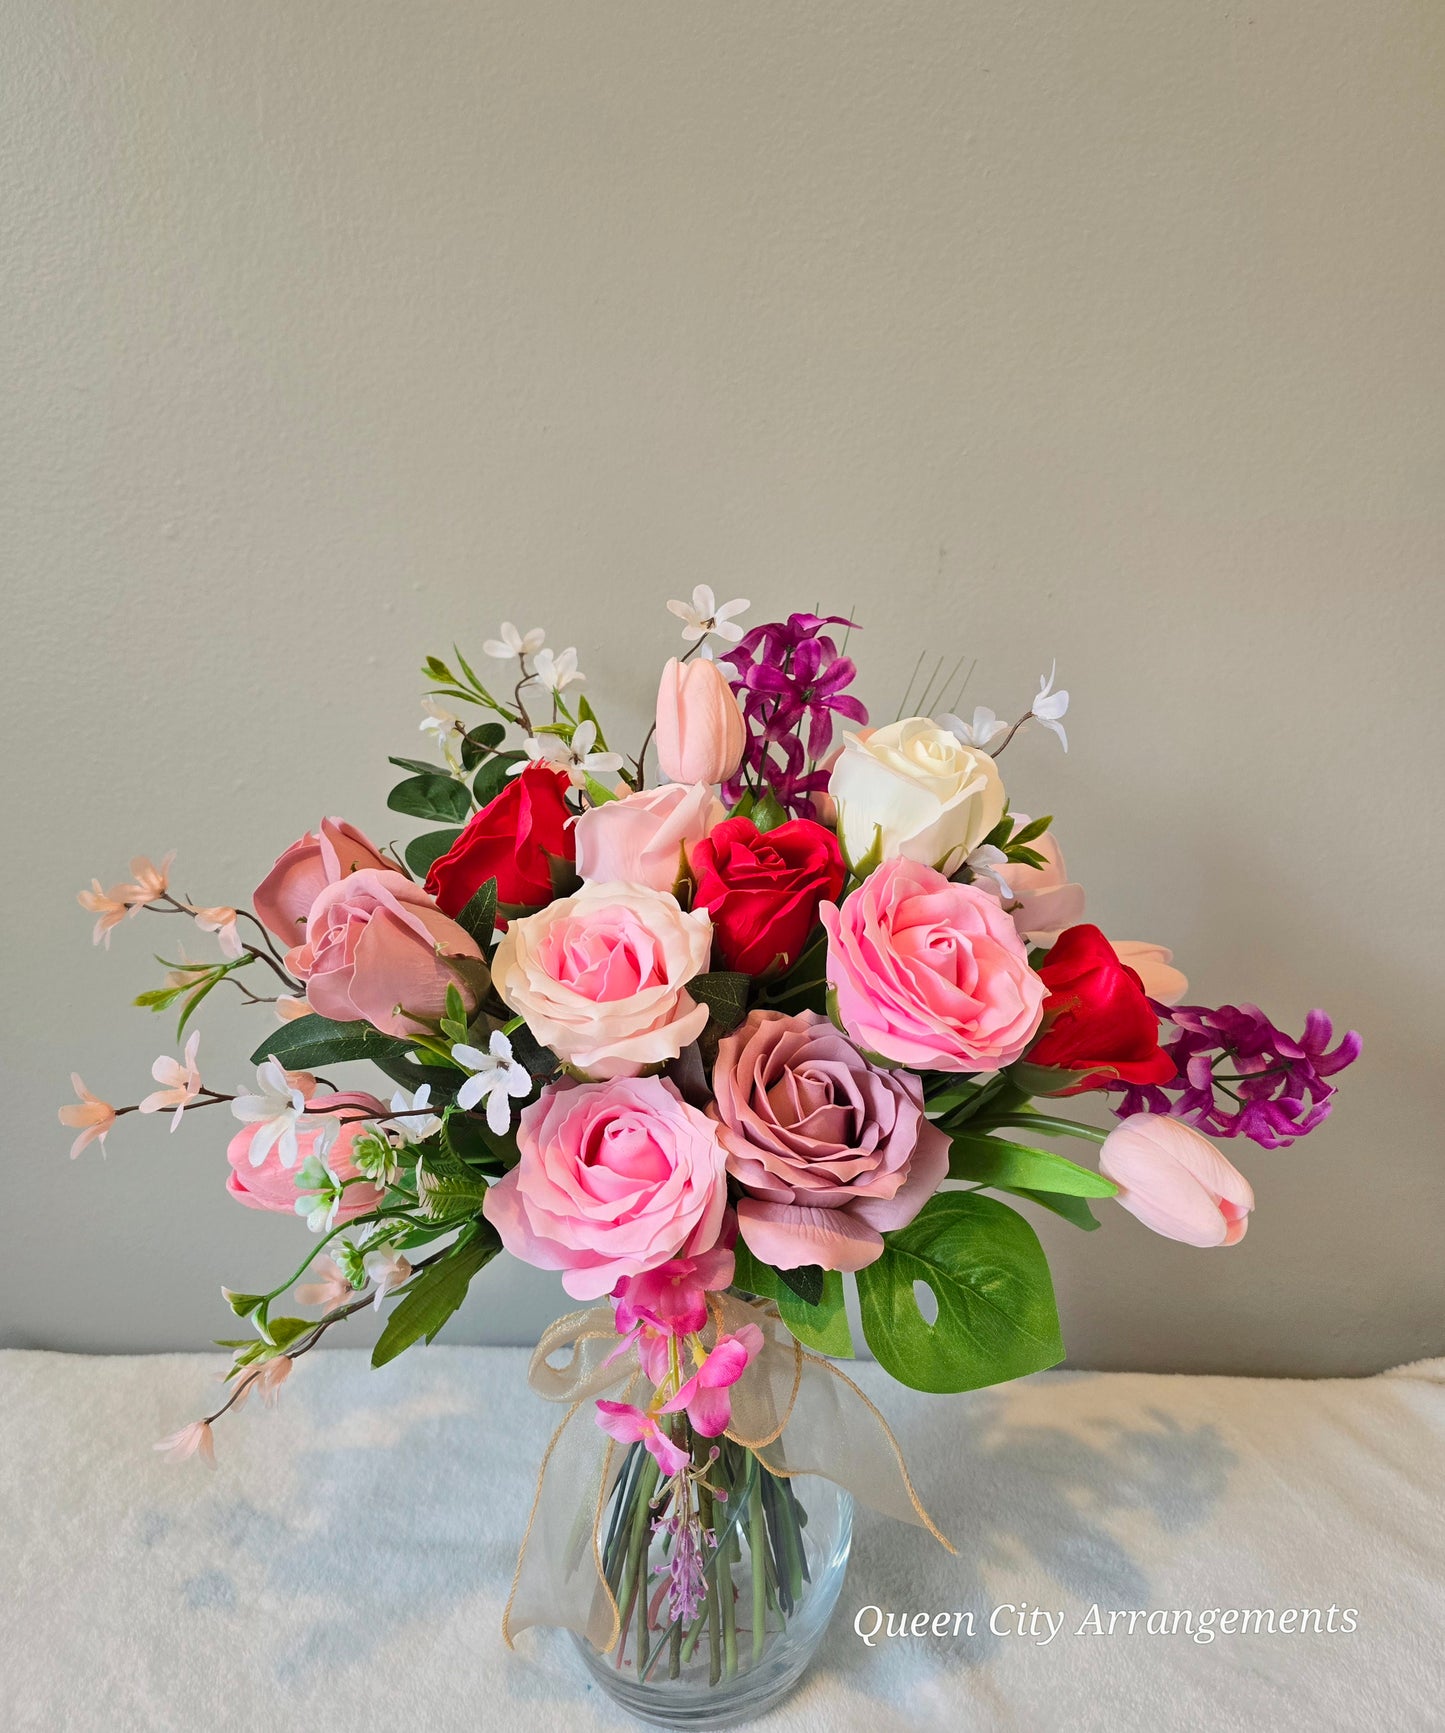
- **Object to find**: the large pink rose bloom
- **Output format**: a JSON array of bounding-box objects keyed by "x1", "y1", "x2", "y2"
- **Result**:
[
  {"x1": 483, "y1": 1076, "x2": 729, "y2": 1300},
  {"x1": 492, "y1": 882, "x2": 711, "y2": 1079},
  {"x1": 253, "y1": 818, "x2": 391, "y2": 944},
  {"x1": 821, "y1": 857, "x2": 1046, "y2": 1073},
  {"x1": 287, "y1": 868, "x2": 485, "y2": 1037},
  {"x1": 226, "y1": 1094, "x2": 386, "y2": 1221},
  {"x1": 574, "y1": 782, "x2": 726, "y2": 894},
  {"x1": 712, "y1": 1010, "x2": 950, "y2": 1271}
]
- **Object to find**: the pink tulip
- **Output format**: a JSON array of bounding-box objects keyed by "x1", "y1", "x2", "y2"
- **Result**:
[
  {"x1": 253, "y1": 818, "x2": 391, "y2": 944},
  {"x1": 660, "y1": 1324, "x2": 764, "y2": 1437},
  {"x1": 1110, "y1": 940, "x2": 1188, "y2": 1006},
  {"x1": 655, "y1": 658, "x2": 746, "y2": 786},
  {"x1": 225, "y1": 1098, "x2": 386, "y2": 1221},
  {"x1": 1099, "y1": 1114, "x2": 1254, "y2": 1247}
]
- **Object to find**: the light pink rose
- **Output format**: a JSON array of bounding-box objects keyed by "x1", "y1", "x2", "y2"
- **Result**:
[
  {"x1": 996, "y1": 817, "x2": 1085, "y2": 946},
  {"x1": 1099, "y1": 1114, "x2": 1253, "y2": 1247},
  {"x1": 821, "y1": 857, "x2": 1046, "y2": 1073},
  {"x1": 574, "y1": 783, "x2": 726, "y2": 894},
  {"x1": 226, "y1": 1094, "x2": 386, "y2": 1221},
  {"x1": 253, "y1": 818, "x2": 391, "y2": 944},
  {"x1": 1109, "y1": 940, "x2": 1188, "y2": 1006},
  {"x1": 711, "y1": 1009, "x2": 950, "y2": 1272},
  {"x1": 492, "y1": 882, "x2": 711, "y2": 1079},
  {"x1": 287, "y1": 868, "x2": 485, "y2": 1037},
  {"x1": 483, "y1": 1075, "x2": 729, "y2": 1300}
]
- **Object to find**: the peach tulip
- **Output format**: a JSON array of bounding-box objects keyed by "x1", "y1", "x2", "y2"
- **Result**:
[
  {"x1": 1099, "y1": 1114, "x2": 1253, "y2": 1247},
  {"x1": 655, "y1": 658, "x2": 746, "y2": 786}
]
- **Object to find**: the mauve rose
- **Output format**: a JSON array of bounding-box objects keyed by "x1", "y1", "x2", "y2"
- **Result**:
[
  {"x1": 711, "y1": 1010, "x2": 950, "y2": 1272},
  {"x1": 483, "y1": 1075, "x2": 729, "y2": 1300},
  {"x1": 226, "y1": 1094, "x2": 386, "y2": 1221},
  {"x1": 574, "y1": 782, "x2": 726, "y2": 894},
  {"x1": 821, "y1": 857, "x2": 1046, "y2": 1072},
  {"x1": 492, "y1": 881, "x2": 711, "y2": 1079},
  {"x1": 287, "y1": 867, "x2": 485, "y2": 1037},
  {"x1": 253, "y1": 819, "x2": 391, "y2": 944}
]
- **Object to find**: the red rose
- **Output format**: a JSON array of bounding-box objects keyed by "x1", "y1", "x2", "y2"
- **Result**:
[
  {"x1": 1026, "y1": 924, "x2": 1175, "y2": 1091},
  {"x1": 690, "y1": 816, "x2": 846, "y2": 976},
  {"x1": 425, "y1": 766, "x2": 575, "y2": 916}
]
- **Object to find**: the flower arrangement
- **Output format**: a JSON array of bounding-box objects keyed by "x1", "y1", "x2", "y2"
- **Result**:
[{"x1": 64, "y1": 590, "x2": 1359, "y2": 1710}]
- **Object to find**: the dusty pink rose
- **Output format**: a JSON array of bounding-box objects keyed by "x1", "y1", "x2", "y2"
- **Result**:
[
  {"x1": 492, "y1": 882, "x2": 711, "y2": 1079},
  {"x1": 1099, "y1": 1114, "x2": 1253, "y2": 1247},
  {"x1": 1109, "y1": 940, "x2": 1188, "y2": 1006},
  {"x1": 288, "y1": 868, "x2": 485, "y2": 1037},
  {"x1": 711, "y1": 1009, "x2": 950, "y2": 1271},
  {"x1": 996, "y1": 818, "x2": 1086, "y2": 946},
  {"x1": 821, "y1": 857, "x2": 1046, "y2": 1073},
  {"x1": 484, "y1": 1075, "x2": 729, "y2": 1300},
  {"x1": 253, "y1": 818, "x2": 391, "y2": 944},
  {"x1": 574, "y1": 782, "x2": 727, "y2": 894},
  {"x1": 225, "y1": 1094, "x2": 386, "y2": 1221}
]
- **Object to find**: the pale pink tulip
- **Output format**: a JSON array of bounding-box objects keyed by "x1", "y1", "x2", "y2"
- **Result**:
[
  {"x1": 58, "y1": 1074, "x2": 118, "y2": 1159},
  {"x1": 996, "y1": 821, "x2": 1086, "y2": 946},
  {"x1": 655, "y1": 658, "x2": 746, "y2": 786},
  {"x1": 1099, "y1": 1114, "x2": 1254, "y2": 1248},
  {"x1": 154, "y1": 1420, "x2": 216, "y2": 1466},
  {"x1": 295, "y1": 1255, "x2": 354, "y2": 1310},
  {"x1": 190, "y1": 905, "x2": 245, "y2": 960},
  {"x1": 138, "y1": 1032, "x2": 203, "y2": 1130},
  {"x1": 1110, "y1": 940, "x2": 1188, "y2": 1006},
  {"x1": 77, "y1": 880, "x2": 134, "y2": 947}
]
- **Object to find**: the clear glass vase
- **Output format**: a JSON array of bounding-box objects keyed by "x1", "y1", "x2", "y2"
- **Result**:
[{"x1": 571, "y1": 1436, "x2": 853, "y2": 1729}]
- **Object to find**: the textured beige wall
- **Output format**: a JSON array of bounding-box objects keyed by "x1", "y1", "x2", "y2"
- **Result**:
[{"x1": 4, "y1": 1, "x2": 1442, "y2": 1371}]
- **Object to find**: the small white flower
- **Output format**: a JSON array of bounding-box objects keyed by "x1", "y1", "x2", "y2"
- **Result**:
[
  {"x1": 190, "y1": 905, "x2": 245, "y2": 961},
  {"x1": 963, "y1": 842, "x2": 1013, "y2": 900},
  {"x1": 388, "y1": 1084, "x2": 442, "y2": 1144},
  {"x1": 363, "y1": 1245, "x2": 413, "y2": 1310},
  {"x1": 483, "y1": 622, "x2": 546, "y2": 661},
  {"x1": 530, "y1": 646, "x2": 585, "y2": 693},
  {"x1": 939, "y1": 706, "x2": 1007, "y2": 750},
  {"x1": 138, "y1": 1031, "x2": 203, "y2": 1130},
  {"x1": 231, "y1": 1058, "x2": 312, "y2": 1169},
  {"x1": 420, "y1": 698, "x2": 463, "y2": 746},
  {"x1": 509, "y1": 721, "x2": 623, "y2": 790},
  {"x1": 1031, "y1": 661, "x2": 1069, "y2": 751},
  {"x1": 451, "y1": 1030, "x2": 533, "y2": 1135},
  {"x1": 666, "y1": 585, "x2": 750, "y2": 645},
  {"x1": 293, "y1": 1154, "x2": 344, "y2": 1233}
]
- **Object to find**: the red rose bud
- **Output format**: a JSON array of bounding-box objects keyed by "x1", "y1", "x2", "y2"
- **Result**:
[
  {"x1": 426, "y1": 765, "x2": 575, "y2": 916},
  {"x1": 1025, "y1": 923, "x2": 1176, "y2": 1092},
  {"x1": 690, "y1": 815, "x2": 846, "y2": 976}
]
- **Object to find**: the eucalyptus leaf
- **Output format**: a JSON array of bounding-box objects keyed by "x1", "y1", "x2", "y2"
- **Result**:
[
  {"x1": 454, "y1": 878, "x2": 497, "y2": 950},
  {"x1": 371, "y1": 1228, "x2": 500, "y2": 1367},
  {"x1": 388, "y1": 756, "x2": 448, "y2": 777},
  {"x1": 388, "y1": 773, "x2": 473, "y2": 824},
  {"x1": 473, "y1": 752, "x2": 524, "y2": 805},
  {"x1": 460, "y1": 722, "x2": 506, "y2": 769},
  {"x1": 404, "y1": 827, "x2": 463, "y2": 879},
  {"x1": 856, "y1": 1191, "x2": 1064, "y2": 1393}
]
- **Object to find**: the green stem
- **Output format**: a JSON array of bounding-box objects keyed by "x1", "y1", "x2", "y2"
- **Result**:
[
  {"x1": 988, "y1": 1112, "x2": 1109, "y2": 1144},
  {"x1": 749, "y1": 1470, "x2": 766, "y2": 1665}
]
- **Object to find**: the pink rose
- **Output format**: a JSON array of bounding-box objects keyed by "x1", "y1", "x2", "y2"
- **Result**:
[
  {"x1": 1099, "y1": 1114, "x2": 1253, "y2": 1247},
  {"x1": 226, "y1": 1094, "x2": 386, "y2": 1221},
  {"x1": 491, "y1": 882, "x2": 712, "y2": 1079},
  {"x1": 253, "y1": 818, "x2": 391, "y2": 944},
  {"x1": 996, "y1": 817, "x2": 1086, "y2": 946},
  {"x1": 1109, "y1": 940, "x2": 1188, "y2": 1006},
  {"x1": 711, "y1": 1009, "x2": 950, "y2": 1271},
  {"x1": 574, "y1": 782, "x2": 726, "y2": 894},
  {"x1": 821, "y1": 857, "x2": 1046, "y2": 1072},
  {"x1": 288, "y1": 868, "x2": 485, "y2": 1037},
  {"x1": 483, "y1": 1075, "x2": 729, "y2": 1300}
]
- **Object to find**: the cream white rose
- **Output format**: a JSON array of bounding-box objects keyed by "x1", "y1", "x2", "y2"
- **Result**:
[
  {"x1": 828, "y1": 717, "x2": 1006, "y2": 876},
  {"x1": 491, "y1": 882, "x2": 712, "y2": 1080}
]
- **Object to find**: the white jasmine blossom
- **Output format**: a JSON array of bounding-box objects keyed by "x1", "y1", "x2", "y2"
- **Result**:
[
  {"x1": 939, "y1": 705, "x2": 1008, "y2": 749},
  {"x1": 530, "y1": 646, "x2": 585, "y2": 693},
  {"x1": 420, "y1": 698, "x2": 464, "y2": 765},
  {"x1": 363, "y1": 1245, "x2": 413, "y2": 1309},
  {"x1": 666, "y1": 585, "x2": 750, "y2": 645},
  {"x1": 509, "y1": 721, "x2": 623, "y2": 789},
  {"x1": 231, "y1": 1058, "x2": 312, "y2": 1169},
  {"x1": 1031, "y1": 662, "x2": 1069, "y2": 751},
  {"x1": 451, "y1": 1030, "x2": 533, "y2": 1135},
  {"x1": 963, "y1": 843, "x2": 1013, "y2": 900},
  {"x1": 483, "y1": 622, "x2": 546, "y2": 661},
  {"x1": 293, "y1": 1151, "x2": 345, "y2": 1233},
  {"x1": 388, "y1": 1084, "x2": 442, "y2": 1144}
]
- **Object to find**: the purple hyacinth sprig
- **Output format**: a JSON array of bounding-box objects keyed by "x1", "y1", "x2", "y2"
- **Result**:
[
  {"x1": 1113, "y1": 1003, "x2": 1361, "y2": 1150},
  {"x1": 720, "y1": 612, "x2": 868, "y2": 817}
]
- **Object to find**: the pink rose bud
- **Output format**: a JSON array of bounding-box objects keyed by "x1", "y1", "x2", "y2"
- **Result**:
[
  {"x1": 574, "y1": 782, "x2": 727, "y2": 893},
  {"x1": 253, "y1": 818, "x2": 391, "y2": 944},
  {"x1": 655, "y1": 658, "x2": 746, "y2": 787},
  {"x1": 1099, "y1": 1114, "x2": 1254, "y2": 1247}
]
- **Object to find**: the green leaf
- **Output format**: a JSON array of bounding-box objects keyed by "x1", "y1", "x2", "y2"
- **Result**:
[
  {"x1": 583, "y1": 774, "x2": 618, "y2": 807},
  {"x1": 453, "y1": 878, "x2": 497, "y2": 951},
  {"x1": 473, "y1": 752, "x2": 524, "y2": 805},
  {"x1": 1004, "y1": 844, "x2": 1047, "y2": 870},
  {"x1": 388, "y1": 773, "x2": 473, "y2": 824},
  {"x1": 405, "y1": 827, "x2": 463, "y2": 879},
  {"x1": 733, "y1": 1244, "x2": 852, "y2": 1356},
  {"x1": 751, "y1": 788, "x2": 789, "y2": 833},
  {"x1": 577, "y1": 694, "x2": 608, "y2": 750},
  {"x1": 844, "y1": 822, "x2": 885, "y2": 881},
  {"x1": 222, "y1": 1290, "x2": 264, "y2": 1318},
  {"x1": 998, "y1": 1186, "x2": 1101, "y2": 1231},
  {"x1": 414, "y1": 1139, "x2": 490, "y2": 1221},
  {"x1": 774, "y1": 1262, "x2": 824, "y2": 1305},
  {"x1": 729, "y1": 791, "x2": 756, "y2": 822},
  {"x1": 248, "y1": 1013, "x2": 414, "y2": 1072},
  {"x1": 371, "y1": 1229, "x2": 500, "y2": 1367},
  {"x1": 460, "y1": 722, "x2": 507, "y2": 770},
  {"x1": 508, "y1": 1022, "x2": 561, "y2": 1083},
  {"x1": 947, "y1": 1133, "x2": 1116, "y2": 1198},
  {"x1": 1009, "y1": 813, "x2": 1053, "y2": 847},
  {"x1": 442, "y1": 1108, "x2": 516, "y2": 1172},
  {"x1": 1005, "y1": 1060, "x2": 1081, "y2": 1098},
  {"x1": 688, "y1": 970, "x2": 751, "y2": 1034},
  {"x1": 389, "y1": 755, "x2": 448, "y2": 777},
  {"x1": 856, "y1": 1191, "x2": 1064, "y2": 1393},
  {"x1": 259, "y1": 1315, "x2": 312, "y2": 1351},
  {"x1": 422, "y1": 656, "x2": 456, "y2": 684}
]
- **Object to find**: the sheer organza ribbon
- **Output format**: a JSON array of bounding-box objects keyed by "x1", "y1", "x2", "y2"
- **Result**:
[{"x1": 503, "y1": 1292, "x2": 954, "y2": 1651}]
